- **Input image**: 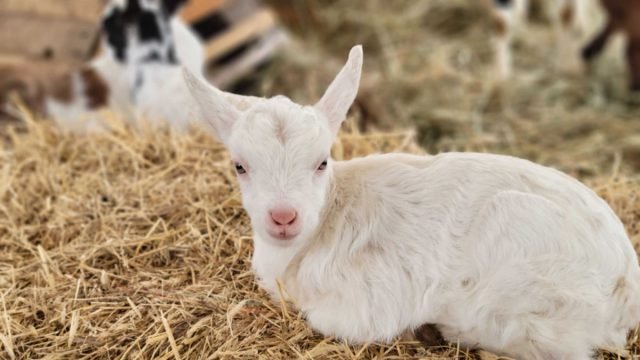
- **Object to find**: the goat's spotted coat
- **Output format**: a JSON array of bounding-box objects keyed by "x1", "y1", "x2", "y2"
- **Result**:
[{"x1": 0, "y1": 0, "x2": 204, "y2": 132}]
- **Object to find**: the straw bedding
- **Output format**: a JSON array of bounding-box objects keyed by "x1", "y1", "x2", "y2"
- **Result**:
[
  {"x1": 3, "y1": 0, "x2": 640, "y2": 358},
  {"x1": 0, "y1": 114, "x2": 639, "y2": 359}
]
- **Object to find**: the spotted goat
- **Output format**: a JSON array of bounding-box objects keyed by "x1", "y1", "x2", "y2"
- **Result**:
[{"x1": 0, "y1": 0, "x2": 204, "y2": 132}]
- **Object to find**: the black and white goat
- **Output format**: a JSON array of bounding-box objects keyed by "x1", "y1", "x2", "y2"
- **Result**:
[{"x1": 0, "y1": 0, "x2": 205, "y2": 132}]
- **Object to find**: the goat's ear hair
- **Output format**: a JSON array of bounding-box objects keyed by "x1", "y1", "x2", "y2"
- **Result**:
[
  {"x1": 183, "y1": 67, "x2": 240, "y2": 144},
  {"x1": 314, "y1": 45, "x2": 363, "y2": 136}
]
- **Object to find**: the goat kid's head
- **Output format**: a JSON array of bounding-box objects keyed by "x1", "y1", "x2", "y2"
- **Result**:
[
  {"x1": 185, "y1": 45, "x2": 363, "y2": 247},
  {"x1": 100, "y1": 0, "x2": 187, "y2": 65}
]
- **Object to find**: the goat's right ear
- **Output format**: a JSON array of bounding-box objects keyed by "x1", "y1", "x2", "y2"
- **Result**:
[{"x1": 183, "y1": 68, "x2": 240, "y2": 143}]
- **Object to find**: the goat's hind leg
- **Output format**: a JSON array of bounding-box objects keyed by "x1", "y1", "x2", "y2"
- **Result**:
[{"x1": 490, "y1": 1, "x2": 523, "y2": 82}]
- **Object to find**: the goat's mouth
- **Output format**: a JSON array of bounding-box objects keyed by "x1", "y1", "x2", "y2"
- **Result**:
[{"x1": 266, "y1": 227, "x2": 300, "y2": 242}]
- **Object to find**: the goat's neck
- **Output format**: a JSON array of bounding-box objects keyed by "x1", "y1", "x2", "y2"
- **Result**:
[{"x1": 251, "y1": 237, "x2": 302, "y2": 297}]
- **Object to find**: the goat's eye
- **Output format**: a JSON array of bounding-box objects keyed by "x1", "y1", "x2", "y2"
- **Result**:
[
  {"x1": 317, "y1": 160, "x2": 328, "y2": 171},
  {"x1": 235, "y1": 163, "x2": 246, "y2": 175}
]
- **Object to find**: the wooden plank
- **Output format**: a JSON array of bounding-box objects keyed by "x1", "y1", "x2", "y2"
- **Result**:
[
  {"x1": 0, "y1": 56, "x2": 72, "y2": 73},
  {"x1": 218, "y1": 0, "x2": 262, "y2": 23},
  {"x1": 204, "y1": 8, "x2": 277, "y2": 61},
  {"x1": 180, "y1": 0, "x2": 226, "y2": 23},
  {"x1": 0, "y1": 14, "x2": 98, "y2": 63},
  {"x1": 208, "y1": 28, "x2": 288, "y2": 88},
  {"x1": 0, "y1": 54, "x2": 28, "y2": 65},
  {"x1": 0, "y1": 0, "x2": 106, "y2": 23}
]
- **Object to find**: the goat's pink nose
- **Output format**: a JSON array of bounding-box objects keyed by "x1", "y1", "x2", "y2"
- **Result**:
[{"x1": 270, "y1": 207, "x2": 298, "y2": 226}]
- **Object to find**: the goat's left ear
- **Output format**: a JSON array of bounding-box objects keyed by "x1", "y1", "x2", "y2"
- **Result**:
[
  {"x1": 183, "y1": 68, "x2": 240, "y2": 144},
  {"x1": 161, "y1": 0, "x2": 188, "y2": 17},
  {"x1": 314, "y1": 45, "x2": 363, "y2": 136}
]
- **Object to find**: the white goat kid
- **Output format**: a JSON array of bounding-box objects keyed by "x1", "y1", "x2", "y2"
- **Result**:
[{"x1": 184, "y1": 46, "x2": 640, "y2": 359}]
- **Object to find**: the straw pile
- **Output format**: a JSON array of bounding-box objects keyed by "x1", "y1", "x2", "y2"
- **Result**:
[
  {"x1": 2, "y1": 0, "x2": 640, "y2": 358},
  {"x1": 1, "y1": 116, "x2": 639, "y2": 360}
]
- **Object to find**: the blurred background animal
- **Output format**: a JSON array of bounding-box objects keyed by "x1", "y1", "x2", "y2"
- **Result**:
[
  {"x1": 485, "y1": 0, "x2": 590, "y2": 81},
  {"x1": 0, "y1": 0, "x2": 287, "y2": 132},
  {"x1": 0, "y1": 0, "x2": 203, "y2": 132},
  {"x1": 96, "y1": 0, "x2": 206, "y2": 131},
  {"x1": 582, "y1": 0, "x2": 640, "y2": 90}
]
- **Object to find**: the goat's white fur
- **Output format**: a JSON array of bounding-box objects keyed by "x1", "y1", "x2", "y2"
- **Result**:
[
  {"x1": 184, "y1": 45, "x2": 640, "y2": 359},
  {"x1": 126, "y1": 6, "x2": 206, "y2": 130}
]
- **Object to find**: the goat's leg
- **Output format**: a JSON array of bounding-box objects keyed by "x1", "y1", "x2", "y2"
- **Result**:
[
  {"x1": 413, "y1": 323, "x2": 446, "y2": 347},
  {"x1": 491, "y1": 4, "x2": 517, "y2": 81},
  {"x1": 512, "y1": 0, "x2": 529, "y2": 25},
  {"x1": 582, "y1": 21, "x2": 615, "y2": 62},
  {"x1": 553, "y1": 0, "x2": 584, "y2": 73},
  {"x1": 626, "y1": 37, "x2": 640, "y2": 91}
]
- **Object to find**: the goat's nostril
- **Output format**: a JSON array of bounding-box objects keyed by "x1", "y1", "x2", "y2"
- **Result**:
[{"x1": 270, "y1": 208, "x2": 298, "y2": 226}]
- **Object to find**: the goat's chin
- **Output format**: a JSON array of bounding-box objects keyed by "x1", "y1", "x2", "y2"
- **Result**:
[
  {"x1": 267, "y1": 236, "x2": 299, "y2": 247},
  {"x1": 254, "y1": 229, "x2": 299, "y2": 248}
]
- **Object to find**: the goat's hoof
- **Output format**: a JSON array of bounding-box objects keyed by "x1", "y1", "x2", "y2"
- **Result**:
[{"x1": 413, "y1": 323, "x2": 446, "y2": 347}]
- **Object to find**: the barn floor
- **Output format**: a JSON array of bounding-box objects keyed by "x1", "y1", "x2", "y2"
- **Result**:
[{"x1": 2, "y1": 0, "x2": 640, "y2": 359}]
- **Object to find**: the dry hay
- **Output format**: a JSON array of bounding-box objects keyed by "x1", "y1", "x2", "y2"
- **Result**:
[{"x1": 0, "y1": 112, "x2": 638, "y2": 360}]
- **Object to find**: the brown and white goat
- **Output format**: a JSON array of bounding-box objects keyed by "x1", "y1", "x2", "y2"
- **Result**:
[
  {"x1": 582, "y1": 0, "x2": 640, "y2": 90},
  {"x1": 0, "y1": 59, "x2": 110, "y2": 125}
]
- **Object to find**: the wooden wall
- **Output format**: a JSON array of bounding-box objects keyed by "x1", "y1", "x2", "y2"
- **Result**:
[{"x1": 0, "y1": 0, "x2": 106, "y2": 63}]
